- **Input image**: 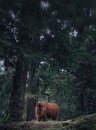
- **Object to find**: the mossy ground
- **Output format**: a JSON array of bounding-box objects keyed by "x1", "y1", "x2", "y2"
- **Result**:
[{"x1": 0, "y1": 113, "x2": 96, "y2": 130}]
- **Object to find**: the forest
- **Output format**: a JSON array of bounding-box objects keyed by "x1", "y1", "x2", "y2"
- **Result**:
[{"x1": 0, "y1": 0, "x2": 96, "y2": 130}]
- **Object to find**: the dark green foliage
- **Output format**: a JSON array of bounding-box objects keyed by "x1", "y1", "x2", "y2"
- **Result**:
[
  {"x1": 0, "y1": 69, "x2": 13, "y2": 121},
  {"x1": 0, "y1": 0, "x2": 96, "y2": 122}
]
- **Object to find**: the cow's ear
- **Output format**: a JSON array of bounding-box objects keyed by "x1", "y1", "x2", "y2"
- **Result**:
[{"x1": 36, "y1": 102, "x2": 41, "y2": 107}]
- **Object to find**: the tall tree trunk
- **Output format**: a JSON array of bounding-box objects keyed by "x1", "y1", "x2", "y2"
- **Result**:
[
  {"x1": 80, "y1": 88, "x2": 89, "y2": 114},
  {"x1": 26, "y1": 64, "x2": 39, "y2": 121},
  {"x1": 9, "y1": 59, "x2": 27, "y2": 121}
]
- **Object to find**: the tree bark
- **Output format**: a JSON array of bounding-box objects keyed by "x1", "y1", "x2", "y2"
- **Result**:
[
  {"x1": 9, "y1": 59, "x2": 27, "y2": 121},
  {"x1": 79, "y1": 88, "x2": 90, "y2": 114},
  {"x1": 26, "y1": 64, "x2": 39, "y2": 121}
]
